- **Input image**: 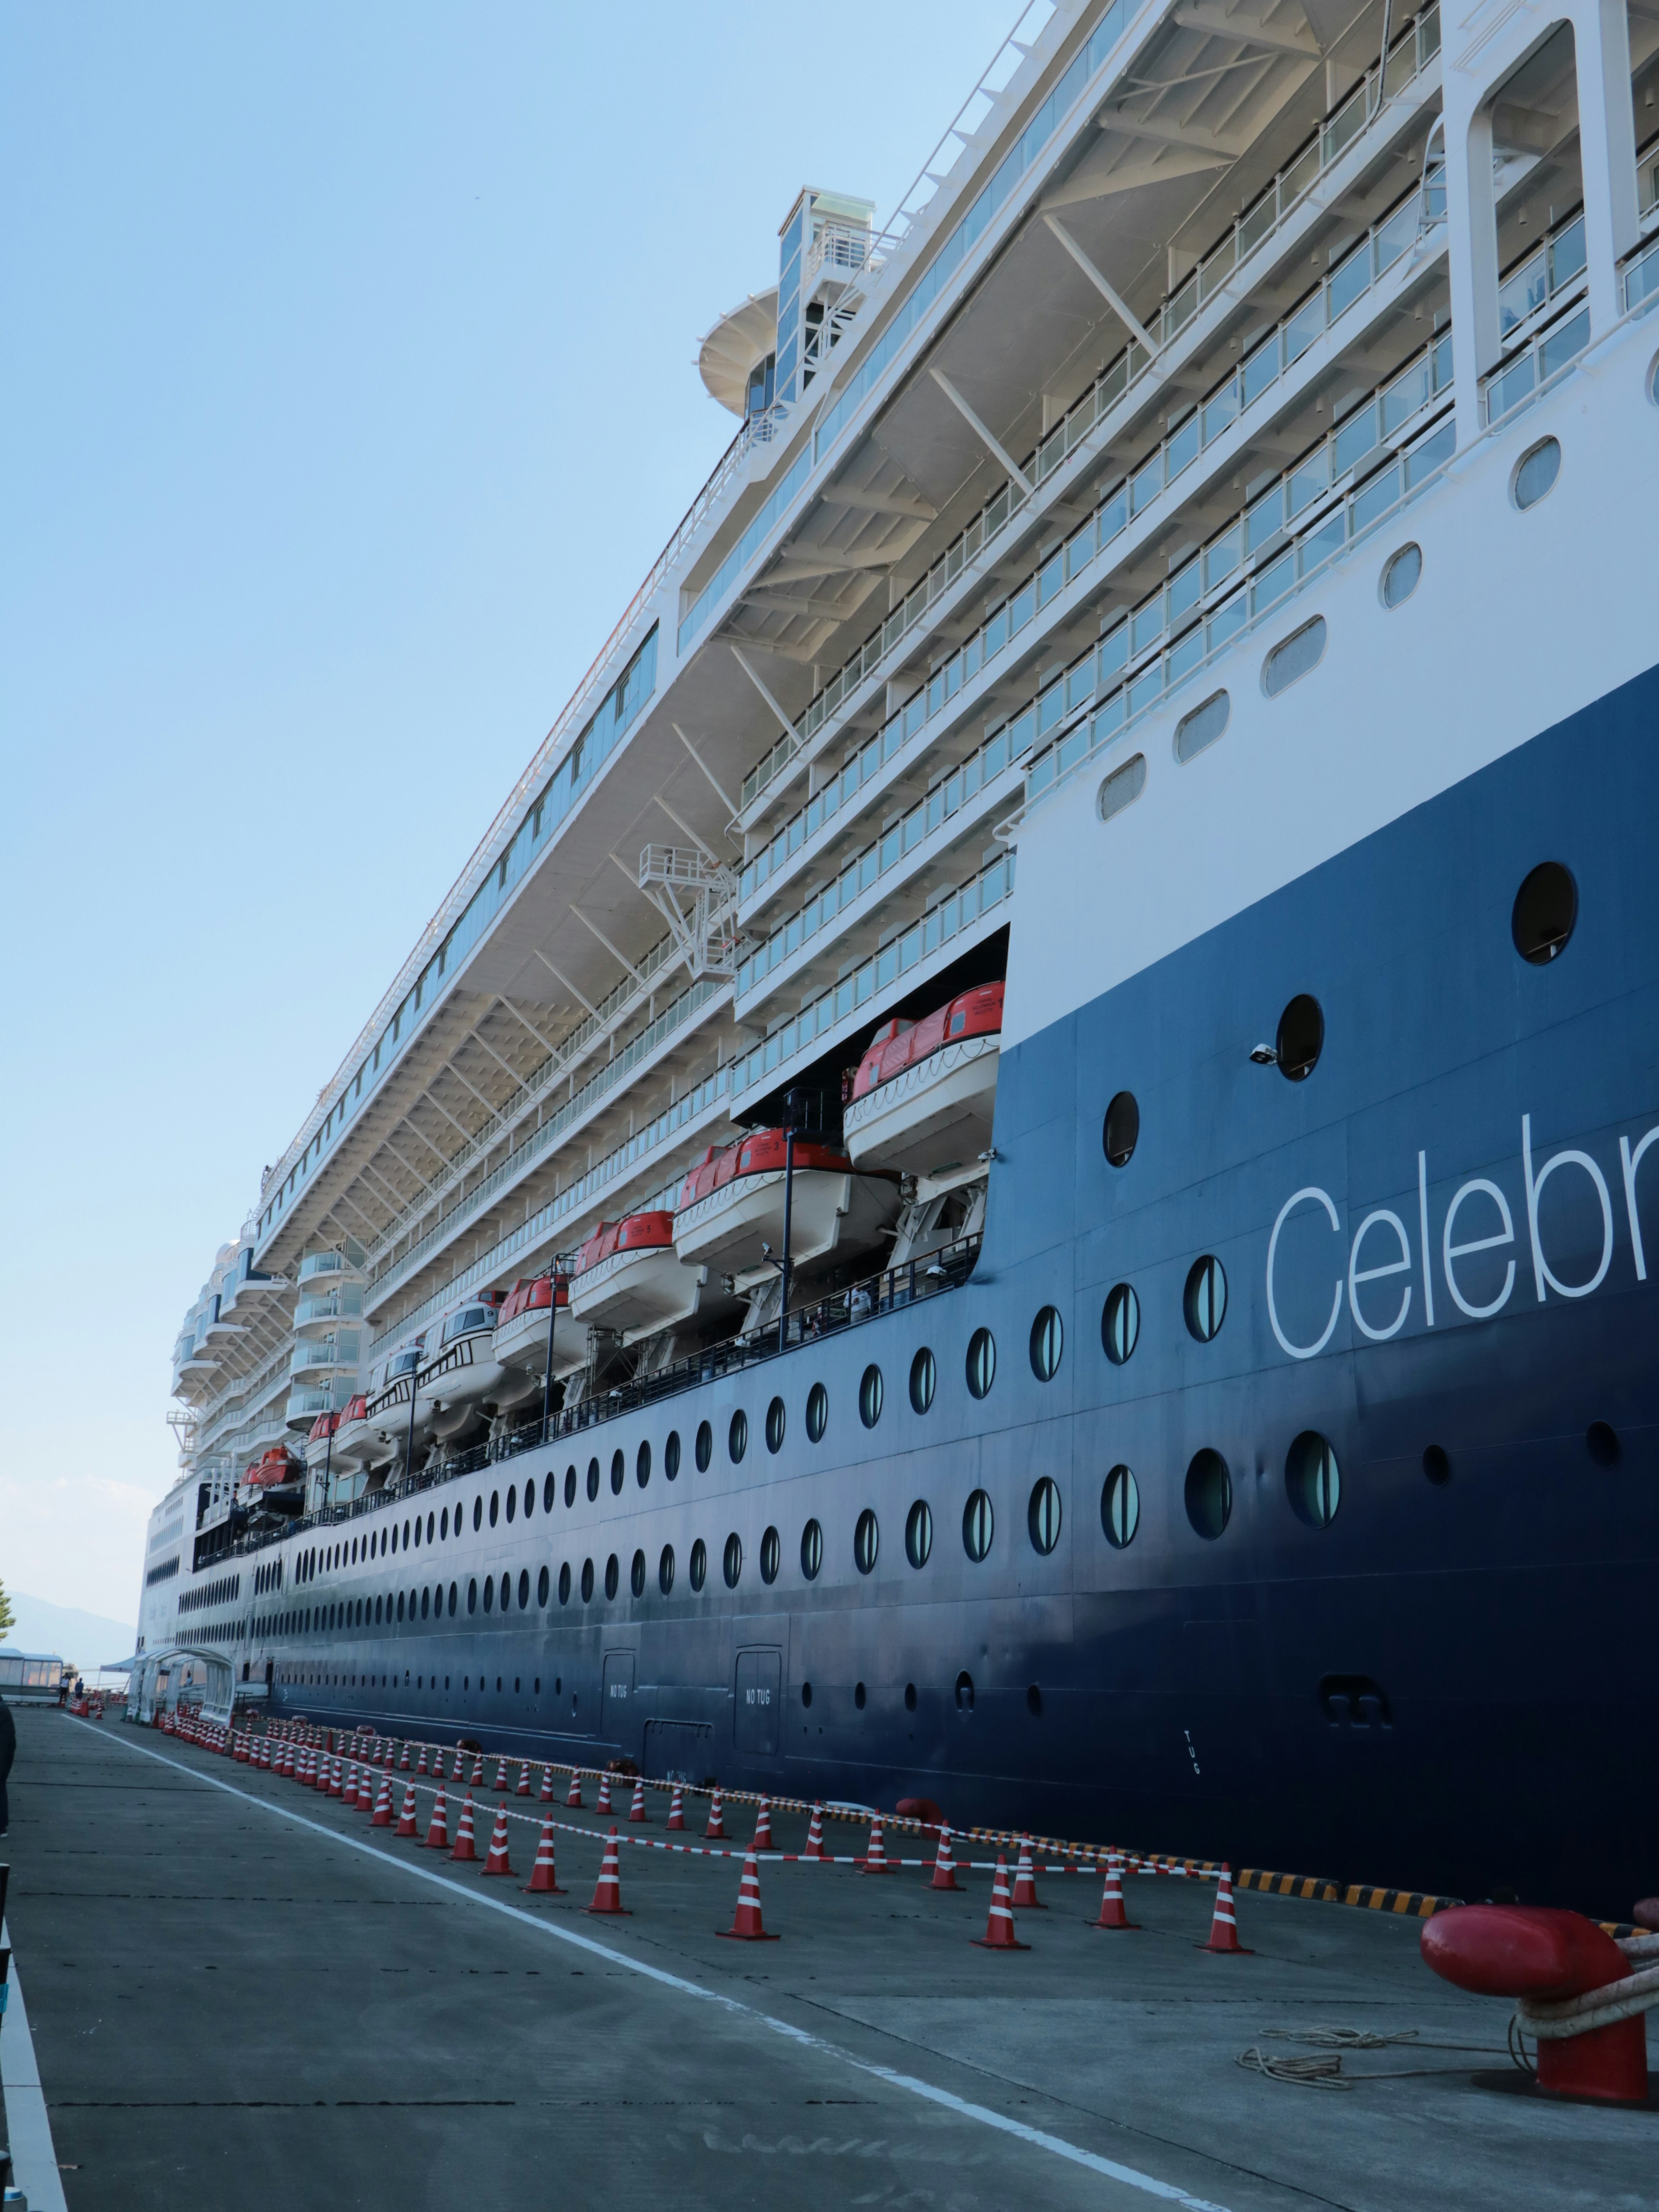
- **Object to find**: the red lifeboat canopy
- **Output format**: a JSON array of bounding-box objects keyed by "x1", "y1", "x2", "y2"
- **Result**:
[
  {"x1": 254, "y1": 1443, "x2": 302, "y2": 1482},
  {"x1": 499, "y1": 1273, "x2": 569, "y2": 1322},
  {"x1": 340, "y1": 1394, "x2": 368, "y2": 1424},
  {"x1": 677, "y1": 1132, "x2": 853, "y2": 1211},
  {"x1": 852, "y1": 982, "x2": 1004, "y2": 1101}
]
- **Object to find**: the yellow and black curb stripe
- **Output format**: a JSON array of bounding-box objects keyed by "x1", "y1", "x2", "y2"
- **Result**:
[
  {"x1": 1342, "y1": 1882, "x2": 1462, "y2": 1918},
  {"x1": 1237, "y1": 1867, "x2": 1342, "y2": 1903}
]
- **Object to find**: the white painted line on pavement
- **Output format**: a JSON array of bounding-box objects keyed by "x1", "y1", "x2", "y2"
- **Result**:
[{"x1": 1, "y1": 1919, "x2": 70, "y2": 2212}]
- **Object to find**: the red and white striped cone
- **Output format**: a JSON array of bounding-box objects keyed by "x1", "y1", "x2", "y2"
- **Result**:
[
  {"x1": 1197, "y1": 1867, "x2": 1252, "y2": 1955},
  {"x1": 1088, "y1": 1853, "x2": 1138, "y2": 1931},
  {"x1": 416, "y1": 1745, "x2": 429, "y2": 1777},
  {"x1": 803, "y1": 1805, "x2": 825, "y2": 1860},
  {"x1": 422, "y1": 1786, "x2": 450, "y2": 1851},
  {"x1": 566, "y1": 1770, "x2": 583, "y2": 1809},
  {"x1": 930, "y1": 1825, "x2": 962, "y2": 1892},
  {"x1": 327, "y1": 1758, "x2": 345, "y2": 1801},
  {"x1": 666, "y1": 1784, "x2": 685, "y2": 1832},
  {"x1": 297, "y1": 1745, "x2": 313, "y2": 1788},
  {"x1": 493, "y1": 1757, "x2": 510, "y2": 1794},
  {"x1": 372, "y1": 1773, "x2": 394, "y2": 1827},
  {"x1": 705, "y1": 1789, "x2": 725, "y2": 1840},
  {"x1": 523, "y1": 1815, "x2": 565, "y2": 1894},
  {"x1": 398, "y1": 1741, "x2": 411, "y2": 1772},
  {"x1": 628, "y1": 1777, "x2": 648, "y2": 1824},
  {"x1": 451, "y1": 1748, "x2": 465, "y2": 1782},
  {"x1": 538, "y1": 1764, "x2": 555, "y2": 1804},
  {"x1": 596, "y1": 1773, "x2": 613, "y2": 1815},
  {"x1": 469, "y1": 1754, "x2": 484, "y2": 1788},
  {"x1": 862, "y1": 1817, "x2": 893, "y2": 1873},
  {"x1": 1011, "y1": 1839, "x2": 1046, "y2": 1909},
  {"x1": 971, "y1": 1856, "x2": 1030, "y2": 1951},
  {"x1": 717, "y1": 1846, "x2": 779, "y2": 1942},
  {"x1": 450, "y1": 1793, "x2": 479, "y2": 1863},
  {"x1": 395, "y1": 1783, "x2": 420, "y2": 1838},
  {"x1": 515, "y1": 1761, "x2": 532, "y2": 1799},
  {"x1": 350, "y1": 1764, "x2": 369, "y2": 1811},
  {"x1": 752, "y1": 1798, "x2": 773, "y2": 1851},
  {"x1": 281, "y1": 1741, "x2": 295, "y2": 1780},
  {"x1": 585, "y1": 1827, "x2": 630, "y2": 1916},
  {"x1": 480, "y1": 1803, "x2": 514, "y2": 1877}
]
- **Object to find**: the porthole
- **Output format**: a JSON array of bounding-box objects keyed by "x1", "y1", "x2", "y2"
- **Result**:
[
  {"x1": 1175, "y1": 689, "x2": 1229, "y2": 763},
  {"x1": 658, "y1": 1544, "x2": 675, "y2": 1595},
  {"x1": 564, "y1": 1466, "x2": 576, "y2": 1508},
  {"x1": 665, "y1": 1430, "x2": 681, "y2": 1480},
  {"x1": 800, "y1": 1518, "x2": 823, "y2": 1580},
  {"x1": 723, "y1": 1532, "x2": 743, "y2": 1589},
  {"x1": 1263, "y1": 616, "x2": 1326, "y2": 697},
  {"x1": 904, "y1": 1681, "x2": 917, "y2": 1712},
  {"x1": 905, "y1": 1499, "x2": 933, "y2": 1569},
  {"x1": 1026, "y1": 1683, "x2": 1043, "y2": 1716},
  {"x1": 962, "y1": 1488, "x2": 994, "y2": 1562},
  {"x1": 1185, "y1": 1449, "x2": 1233, "y2": 1540},
  {"x1": 801, "y1": 1681, "x2": 813, "y2": 1708},
  {"x1": 543, "y1": 1472, "x2": 555, "y2": 1513},
  {"x1": 859, "y1": 1363, "x2": 884, "y2": 1428},
  {"x1": 505, "y1": 1485, "x2": 515, "y2": 1524},
  {"x1": 955, "y1": 1670, "x2": 975, "y2": 1713},
  {"x1": 1103, "y1": 1090, "x2": 1139, "y2": 1168},
  {"x1": 1102, "y1": 1282, "x2": 1140, "y2": 1364},
  {"x1": 854, "y1": 1508, "x2": 879, "y2": 1575},
  {"x1": 604, "y1": 1554, "x2": 620, "y2": 1601},
  {"x1": 580, "y1": 1558, "x2": 594, "y2": 1603},
  {"x1": 631, "y1": 1548, "x2": 646, "y2": 1599},
  {"x1": 586, "y1": 1458, "x2": 599, "y2": 1502},
  {"x1": 1380, "y1": 542, "x2": 1421, "y2": 608},
  {"x1": 1028, "y1": 1476, "x2": 1062, "y2": 1556},
  {"x1": 728, "y1": 1409, "x2": 748, "y2": 1463},
  {"x1": 468, "y1": 1577, "x2": 478, "y2": 1615},
  {"x1": 1102, "y1": 1464, "x2": 1140, "y2": 1548},
  {"x1": 537, "y1": 1564, "x2": 549, "y2": 1606},
  {"x1": 489, "y1": 1491, "x2": 499, "y2": 1526},
  {"x1": 760, "y1": 1526, "x2": 781, "y2": 1584},
  {"x1": 909, "y1": 1346, "x2": 936, "y2": 1414},
  {"x1": 1422, "y1": 1444, "x2": 1451, "y2": 1486},
  {"x1": 610, "y1": 1449, "x2": 624, "y2": 1496},
  {"x1": 1512, "y1": 861, "x2": 1576, "y2": 964},
  {"x1": 806, "y1": 1382, "x2": 828, "y2": 1441},
  {"x1": 473, "y1": 1497, "x2": 483, "y2": 1530},
  {"x1": 1184, "y1": 1254, "x2": 1227, "y2": 1341},
  {"x1": 636, "y1": 1440, "x2": 651, "y2": 1488},
  {"x1": 1275, "y1": 994, "x2": 1324, "y2": 1081},
  {"x1": 765, "y1": 1396, "x2": 785, "y2": 1454},
  {"x1": 1029, "y1": 1305, "x2": 1063, "y2": 1382},
  {"x1": 696, "y1": 1421, "x2": 712, "y2": 1472},
  {"x1": 1285, "y1": 1430, "x2": 1341, "y2": 1526},
  {"x1": 966, "y1": 1328, "x2": 996, "y2": 1399},
  {"x1": 517, "y1": 1568, "x2": 530, "y2": 1608},
  {"x1": 1587, "y1": 1420, "x2": 1621, "y2": 1468},
  {"x1": 689, "y1": 1538, "x2": 707, "y2": 1592},
  {"x1": 1513, "y1": 435, "x2": 1560, "y2": 510},
  {"x1": 855, "y1": 1681, "x2": 868, "y2": 1710},
  {"x1": 1098, "y1": 750, "x2": 1147, "y2": 822}
]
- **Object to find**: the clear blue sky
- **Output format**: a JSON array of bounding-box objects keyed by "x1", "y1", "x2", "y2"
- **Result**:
[{"x1": 0, "y1": 0, "x2": 1019, "y2": 1624}]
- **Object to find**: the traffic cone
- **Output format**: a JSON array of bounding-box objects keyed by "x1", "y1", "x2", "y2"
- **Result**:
[
  {"x1": 493, "y1": 1757, "x2": 509, "y2": 1793},
  {"x1": 666, "y1": 1784, "x2": 685, "y2": 1831},
  {"x1": 1088, "y1": 1853, "x2": 1138, "y2": 1930},
  {"x1": 523, "y1": 1816, "x2": 565, "y2": 1894},
  {"x1": 1197, "y1": 1867, "x2": 1252, "y2": 1954},
  {"x1": 515, "y1": 1761, "x2": 532, "y2": 1798},
  {"x1": 327, "y1": 1758, "x2": 344, "y2": 1801},
  {"x1": 717, "y1": 1846, "x2": 779, "y2": 1941},
  {"x1": 399, "y1": 1741, "x2": 411, "y2": 1771},
  {"x1": 416, "y1": 1745, "x2": 429, "y2": 1777},
  {"x1": 586, "y1": 1827, "x2": 630, "y2": 1915},
  {"x1": 372, "y1": 1773, "x2": 394, "y2": 1827},
  {"x1": 706, "y1": 1789, "x2": 725, "y2": 1839},
  {"x1": 862, "y1": 1818, "x2": 893, "y2": 1873},
  {"x1": 930, "y1": 1825, "x2": 962, "y2": 1892},
  {"x1": 971, "y1": 1857, "x2": 1030, "y2": 1951},
  {"x1": 1011, "y1": 1839, "x2": 1046, "y2": 1908},
  {"x1": 450, "y1": 1794, "x2": 479, "y2": 1863},
  {"x1": 753, "y1": 1799, "x2": 773, "y2": 1851},
  {"x1": 470, "y1": 1754, "x2": 484, "y2": 1787},
  {"x1": 451, "y1": 1748, "x2": 465, "y2": 1781},
  {"x1": 628, "y1": 1778, "x2": 648, "y2": 1824},
  {"x1": 395, "y1": 1783, "x2": 419, "y2": 1838},
  {"x1": 422, "y1": 1786, "x2": 450, "y2": 1851},
  {"x1": 596, "y1": 1773, "x2": 613, "y2": 1815},
  {"x1": 481, "y1": 1804, "x2": 514, "y2": 1877},
  {"x1": 297, "y1": 1745, "x2": 313, "y2": 1788},
  {"x1": 804, "y1": 1805, "x2": 825, "y2": 1860},
  {"x1": 566, "y1": 1770, "x2": 583, "y2": 1808},
  {"x1": 538, "y1": 1764, "x2": 554, "y2": 1804}
]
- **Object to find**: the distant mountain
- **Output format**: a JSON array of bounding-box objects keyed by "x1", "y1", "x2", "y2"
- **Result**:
[{"x1": 0, "y1": 1591, "x2": 137, "y2": 1670}]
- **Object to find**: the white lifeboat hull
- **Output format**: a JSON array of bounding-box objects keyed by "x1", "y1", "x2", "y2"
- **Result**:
[
  {"x1": 367, "y1": 1378, "x2": 435, "y2": 1454},
  {"x1": 416, "y1": 1336, "x2": 511, "y2": 1434},
  {"x1": 842, "y1": 1035, "x2": 1000, "y2": 1179},
  {"x1": 496, "y1": 1302, "x2": 586, "y2": 1386},
  {"x1": 328, "y1": 1416, "x2": 376, "y2": 1469},
  {"x1": 674, "y1": 1167, "x2": 899, "y2": 1280},
  {"x1": 569, "y1": 1245, "x2": 712, "y2": 1339}
]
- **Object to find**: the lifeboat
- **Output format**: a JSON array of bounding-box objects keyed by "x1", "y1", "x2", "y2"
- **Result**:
[
  {"x1": 842, "y1": 982, "x2": 1003, "y2": 1182},
  {"x1": 416, "y1": 1292, "x2": 508, "y2": 1438},
  {"x1": 673, "y1": 1130, "x2": 900, "y2": 1282},
  {"x1": 242, "y1": 1443, "x2": 305, "y2": 1510},
  {"x1": 365, "y1": 1334, "x2": 432, "y2": 1456},
  {"x1": 329, "y1": 1393, "x2": 374, "y2": 1467},
  {"x1": 494, "y1": 1273, "x2": 582, "y2": 1393},
  {"x1": 567, "y1": 1211, "x2": 718, "y2": 1340},
  {"x1": 301, "y1": 1414, "x2": 340, "y2": 1481}
]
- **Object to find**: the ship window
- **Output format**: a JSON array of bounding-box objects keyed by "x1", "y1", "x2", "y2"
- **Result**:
[
  {"x1": 483, "y1": 1577, "x2": 493, "y2": 1613},
  {"x1": 696, "y1": 1421, "x2": 713, "y2": 1472},
  {"x1": 505, "y1": 1486, "x2": 515, "y2": 1524},
  {"x1": 1286, "y1": 1431, "x2": 1341, "y2": 1526},
  {"x1": 962, "y1": 1488, "x2": 994, "y2": 1562},
  {"x1": 766, "y1": 1397, "x2": 785, "y2": 1453},
  {"x1": 1275, "y1": 994, "x2": 1324, "y2": 1081},
  {"x1": 1513, "y1": 436, "x2": 1560, "y2": 510},
  {"x1": 800, "y1": 1519, "x2": 823, "y2": 1580},
  {"x1": 909, "y1": 1347, "x2": 936, "y2": 1414},
  {"x1": 524, "y1": 1480, "x2": 534, "y2": 1518},
  {"x1": 801, "y1": 1681, "x2": 812, "y2": 1707},
  {"x1": 1102, "y1": 1282, "x2": 1140, "y2": 1364},
  {"x1": 1175, "y1": 690, "x2": 1229, "y2": 763},
  {"x1": 723, "y1": 1532, "x2": 743, "y2": 1588},
  {"x1": 854, "y1": 1509, "x2": 879, "y2": 1574},
  {"x1": 631, "y1": 1549, "x2": 645, "y2": 1599},
  {"x1": 426, "y1": 1512, "x2": 435, "y2": 1542},
  {"x1": 1588, "y1": 1420, "x2": 1621, "y2": 1468},
  {"x1": 1512, "y1": 861, "x2": 1576, "y2": 963},
  {"x1": 1098, "y1": 751, "x2": 1147, "y2": 822},
  {"x1": 543, "y1": 1473, "x2": 555, "y2": 1513},
  {"x1": 537, "y1": 1565, "x2": 549, "y2": 1606},
  {"x1": 1263, "y1": 617, "x2": 1325, "y2": 697},
  {"x1": 855, "y1": 1681, "x2": 867, "y2": 1710},
  {"x1": 636, "y1": 1440, "x2": 651, "y2": 1488},
  {"x1": 441, "y1": 1511, "x2": 448, "y2": 1538},
  {"x1": 518, "y1": 1569, "x2": 531, "y2": 1608},
  {"x1": 375, "y1": 1595, "x2": 383, "y2": 1623},
  {"x1": 1423, "y1": 1444, "x2": 1451, "y2": 1485},
  {"x1": 448, "y1": 1582, "x2": 458, "y2": 1615},
  {"x1": 1103, "y1": 1091, "x2": 1138, "y2": 1167},
  {"x1": 905, "y1": 1499, "x2": 933, "y2": 1569},
  {"x1": 1030, "y1": 1306, "x2": 1063, "y2": 1381},
  {"x1": 1184, "y1": 1255, "x2": 1227, "y2": 1341},
  {"x1": 587, "y1": 1458, "x2": 600, "y2": 1501},
  {"x1": 1028, "y1": 1477, "x2": 1062, "y2": 1555},
  {"x1": 1102, "y1": 1465, "x2": 1140, "y2": 1548},
  {"x1": 1380, "y1": 543, "x2": 1421, "y2": 607},
  {"x1": 966, "y1": 1328, "x2": 996, "y2": 1399},
  {"x1": 581, "y1": 1558, "x2": 594, "y2": 1602},
  {"x1": 690, "y1": 1539, "x2": 707, "y2": 1592},
  {"x1": 760, "y1": 1526, "x2": 781, "y2": 1584},
  {"x1": 604, "y1": 1554, "x2": 619, "y2": 1601},
  {"x1": 859, "y1": 1364, "x2": 884, "y2": 1428},
  {"x1": 558, "y1": 1562, "x2": 571, "y2": 1605},
  {"x1": 468, "y1": 1578, "x2": 478, "y2": 1615},
  {"x1": 658, "y1": 1544, "x2": 675, "y2": 1595},
  {"x1": 806, "y1": 1382, "x2": 828, "y2": 1441},
  {"x1": 729, "y1": 1410, "x2": 748, "y2": 1463},
  {"x1": 955, "y1": 1670, "x2": 975, "y2": 1712},
  {"x1": 610, "y1": 1450, "x2": 624, "y2": 1496},
  {"x1": 1185, "y1": 1449, "x2": 1232, "y2": 1539},
  {"x1": 474, "y1": 1498, "x2": 483, "y2": 1531},
  {"x1": 564, "y1": 1465, "x2": 576, "y2": 1508},
  {"x1": 665, "y1": 1430, "x2": 681, "y2": 1480}
]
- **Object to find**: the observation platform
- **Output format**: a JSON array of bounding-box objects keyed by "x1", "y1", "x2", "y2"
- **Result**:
[{"x1": 2, "y1": 1706, "x2": 1654, "y2": 2212}]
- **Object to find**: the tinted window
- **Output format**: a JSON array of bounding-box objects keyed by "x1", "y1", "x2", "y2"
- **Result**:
[
  {"x1": 689, "y1": 1539, "x2": 706, "y2": 1592},
  {"x1": 966, "y1": 1328, "x2": 996, "y2": 1399},
  {"x1": 806, "y1": 1382, "x2": 828, "y2": 1441},
  {"x1": 1102, "y1": 1465, "x2": 1140, "y2": 1548},
  {"x1": 1275, "y1": 994, "x2": 1323, "y2": 1081},
  {"x1": 1103, "y1": 1091, "x2": 1138, "y2": 1167},
  {"x1": 604, "y1": 1554, "x2": 619, "y2": 1600},
  {"x1": 1185, "y1": 1449, "x2": 1232, "y2": 1539},
  {"x1": 636, "y1": 1441, "x2": 651, "y2": 1488},
  {"x1": 631, "y1": 1549, "x2": 645, "y2": 1598},
  {"x1": 723, "y1": 1532, "x2": 743, "y2": 1588},
  {"x1": 658, "y1": 1544, "x2": 675, "y2": 1595},
  {"x1": 905, "y1": 1500, "x2": 933, "y2": 1568},
  {"x1": 909, "y1": 1348, "x2": 936, "y2": 1414},
  {"x1": 1029, "y1": 1306, "x2": 1063, "y2": 1381},
  {"x1": 1285, "y1": 1431, "x2": 1341, "y2": 1526},
  {"x1": 760, "y1": 1526, "x2": 781, "y2": 1584},
  {"x1": 729, "y1": 1410, "x2": 748, "y2": 1463},
  {"x1": 696, "y1": 1421, "x2": 712, "y2": 1472},
  {"x1": 962, "y1": 1488, "x2": 994, "y2": 1562},
  {"x1": 859, "y1": 1364, "x2": 884, "y2": 1428},
  {"x1": 800, "y1": 1519, "x2": 823, "y2": 1579},
  {"x1": 610, "y1": 1450, "x2": 624, "y2": 1496},
  {"x1": 854, "y1": 1509, "x2": 879, "y2": 1575},
  {"x1": 664, "y1": 1430, "x2": 681, "y2": 1480},
  {"x1": 1102, "y1": 1283, "x2": 1139, "y2": 1364},
  {"x1": 1512, "y1": 861, "x2": 1576, "y2": 964},
  {"x1": 1184, "y1": 1255, "x2": 1227, "y2": 1341},
  {"x1": 1028, "y1": 1477, "x2": 1062, "y2": 1555},
  {"x1": 766, "y1": 1397, "x2": 785, "y2": 1453}
]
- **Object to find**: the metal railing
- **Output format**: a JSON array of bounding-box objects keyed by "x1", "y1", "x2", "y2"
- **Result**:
[
  {"x1": 1481, "y1": 298, "x2": 1590, "y2": 425},
  {"x1": 1497, "y1": 208, "x2": 1586, "y2": 343}
]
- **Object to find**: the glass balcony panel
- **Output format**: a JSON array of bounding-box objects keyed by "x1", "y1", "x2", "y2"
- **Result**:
[
  {"x1": 1327, "y1": 244, "x2": 1370, "y2": 321},
  {"x1": 1241, "y1": 342, "x2": 1278, "y2": 407},
  {"x1": 1131, "y1": 600, "x2": 1163, "y2": 657},
  {"x1": 1166, "y1": 413, "x2": 1200, "y2": 480},
  {"x1": 1334, "y1": 401, "x2": 1379, "y2": 477},
  {"x1": 1167, "y1": 557, "x2": 1203, "y2": 625}
]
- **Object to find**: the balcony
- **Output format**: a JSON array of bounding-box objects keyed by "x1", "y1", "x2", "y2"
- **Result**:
[
  {"x1": 296, "y1": 1244, "x2": 365, "y2": 1286},
  {"x1": 293, "y1": 1287, "x2": 364, "y2": 1331},
  {"x1": 289, "y1": 1335, "x2": 360, "y2": 1378}
]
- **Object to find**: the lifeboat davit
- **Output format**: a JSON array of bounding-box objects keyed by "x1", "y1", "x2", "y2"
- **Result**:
[
  {"x1": 842, "y1": 982, "x2": 1003, "y2": 1182},
  {"x1": 568, "y1": 1211, "x2": 714, "y2": 1340},
  {"x1": 494, "y1": 1273, "x2": 580, "y2": 1392},
  {"x1": 673, "y1": 1131, "x2": 900, "y2": 1282},
  {"x1": 416, "y1": 1293, "x2": 508, "y2": 1438}
]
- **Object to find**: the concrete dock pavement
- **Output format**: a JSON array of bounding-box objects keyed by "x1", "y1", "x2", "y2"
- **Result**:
[{"x1": 3, "y1": 1706, "x2": 1656, "y2": 2210}]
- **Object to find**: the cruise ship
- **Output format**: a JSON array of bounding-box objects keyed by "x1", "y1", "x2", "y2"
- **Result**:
[{"x1": 137, "y1": 0, "x2": 1659, "y2": 1920}]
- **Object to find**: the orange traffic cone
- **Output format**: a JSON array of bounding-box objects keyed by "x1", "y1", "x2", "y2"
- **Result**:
[
  {"x1": 399, "y1": 1741, "x2": 411, "y2": 1771},
  {"x1": 706, "y1": 1789, "x2": 725, "y2": 1839},
  {"x1": 451, "y1": 1748, "x2": 465, "y2": 1781},
  {"x1": 395, "y1": 1783, "x2": 420, "y2": 1837},
  {"x1": 372, "y1": 1773, "x2": 393, "y2": 1827},
  {"x1": 469, "y1": 1754, "x2": 484, "y2": 1787},
  {"x1": 566, "y1": 1771, "x2": 583, "y2": 1808},
  {"x1": 416, "y1": 1745, "x2": 429, "y2": 1776},
  {"x1": 515, "y1": 1761, "x2": 532, "y2": 1798},
  {"x1": 971, "y1": 1856, "x2": 1030, "y2": 1950},
  {"x1": 1011, "y1": 1838, "x2": 1046, "y2": 1908},
  {"x1": 481, "y1": 1804, "x2": 514, "y2": 1877},
  {"x1": 596, "y1": 1772, "x2": 613, "y2": 1815},
  {"x1": 628, "y1": 1777, "x2": 648, "y2": 1824},
  {"x1": 1197, "y1": 1867, "x2": 1252, "y2": 1954},
  {"x1": 450, "y1": 1793, "x2": 479, "y2": 1863},
  {"x1": 586, "y1": 1827, "x2": 629, "y2": 1915},
  {"x1": 717, "y1": 1846, "x2": 779, "y2": 1941},
  {"x1": 538, "y1": 1764, "x2": 554, "y2": 1804},
  {"x1": 493, "y1": 1757, "x2": 509, "y2": 1793},
  {"x1": 862, "y1": 1817, "x2": 893, "y2": 1873},
  {"x1": 422, "y1": 1787, "x2": 450, "y2": 1851},
  {"x1": 523, "y1": 1815, "x2": 565, "y2": 1894},
  {"x1": 1088, "y1": 1852, "x2": 1138, "y2": 1930},
  {"x1": 752, "y1": 1798, "x2": 773, "y2": 1851},
  {"x1": 804, "y1": 1805, "x2": 825, "y2": 1860},
  {"x1": 930, "y1": 1825, "x2": 962, "y2": 1891},
  {"x1": 327, "y1": 1758, "x2": 344, "y2": 1801},
  {"x1": 666, "y1": 1784, "x2": 685, "y2": 1831}
]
